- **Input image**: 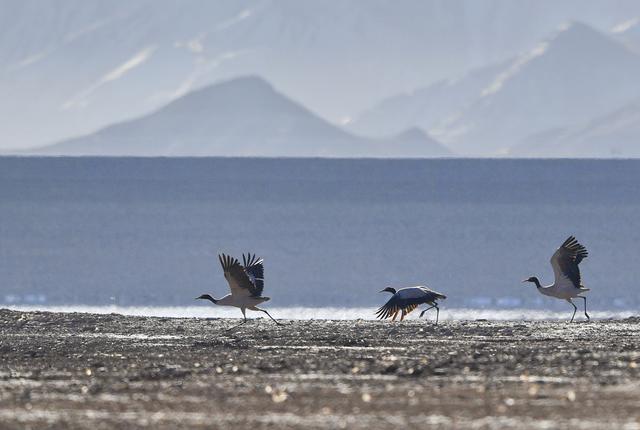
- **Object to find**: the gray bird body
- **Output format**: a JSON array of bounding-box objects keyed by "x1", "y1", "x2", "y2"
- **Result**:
[
  {"x1": 196, "y1": 253, "x2": 281, "y2": 326},
  {"x1": 376, "y1": 286, "x2": 446, "y2": 323},
  {"x1": 523, "y1": 236, "x2": 591, "y2": 322}
]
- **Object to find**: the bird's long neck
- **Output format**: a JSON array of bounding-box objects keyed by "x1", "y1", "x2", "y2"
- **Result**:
[
  {"x1": 203, "y1": 294, "x2": 218, "y2": 304},
  {"x1": 531, "y1": 278, "x2": 543, "y2": 289}
]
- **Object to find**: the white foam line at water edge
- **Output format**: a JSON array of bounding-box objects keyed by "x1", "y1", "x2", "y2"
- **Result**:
[{"x1": 3, "y1": 306, "x2": 638, "y2": 321}]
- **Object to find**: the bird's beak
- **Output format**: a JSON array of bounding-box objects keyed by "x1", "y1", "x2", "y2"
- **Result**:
[
  {"x1": 521, "y1": 279, "x2": 528, "y2": 283},
  {"x1": 378, "y1": 289, "x2": 386, "y2": 293}
]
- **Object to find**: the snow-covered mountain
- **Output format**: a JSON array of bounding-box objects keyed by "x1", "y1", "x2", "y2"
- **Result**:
[
  {"x1": 30, "y1": 76, "x2": 452, "y2": 158},
  {"x1": 611, "y1": 17, "x2": 640, "y2": 53},
  {"x1": 436, "y1": 22, "x2": 640, "y2": 155},
  {"x1": 509, "y1": 99, "x2": 640, "y2": 157},
  {"x1": 350, "y1": 21, "x2": 640, "y2": 157},
  {"x1": 3, "y1": 0, "x2": 640, "y2": 151}
]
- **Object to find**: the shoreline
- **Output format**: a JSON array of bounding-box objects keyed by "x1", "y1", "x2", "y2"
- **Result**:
[
  {"x1": 1, "y1": 305, "x2": 637, "y2": 321},
  {"x1": 1, "y1": 309, "x2": 640, "y2": 429}
]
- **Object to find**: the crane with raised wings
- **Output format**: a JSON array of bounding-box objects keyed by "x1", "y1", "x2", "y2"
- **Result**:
[
  {"x1": 196, "y1": 253, "x2": 281, "y2": 326},
  {"x1": 523, "y1": 236, "x2": 590, "y2": 322}
]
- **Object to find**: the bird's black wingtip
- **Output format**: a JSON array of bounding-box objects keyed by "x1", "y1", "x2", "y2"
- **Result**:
[{"x1": 242, "y1": 252, "x2": 264, "y2": 267}]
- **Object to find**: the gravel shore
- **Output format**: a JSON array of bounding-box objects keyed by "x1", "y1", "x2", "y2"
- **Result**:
[{"x1": 1, "y1": 309, "x2": 640, "y2": 429}]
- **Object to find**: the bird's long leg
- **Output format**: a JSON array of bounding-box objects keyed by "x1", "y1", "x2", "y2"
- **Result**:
[
  {"x1": 225, "y1": 319, "x2": 248, "y2": 331},
  {"x1": 254, "y1": 307, "x2": 283, "y2": 325},
  {"x1": 392, "y1": 310, "x2": 399, "y2": 322},
  {"x1": 225, "y1": 308, "x2": 248, "y2": 331},
  {"x1": 435, "y1": 305, "x2": 440, "y2": 325},
  {"x1": 583, "y1": 297, "x2": 590, "y2": 320},
  {"x1": 419, "y1": 305, "x2": 435, "y2": 318},
  {"x1": 567, "y1": 299, "x2": 577, "y2": 323}
]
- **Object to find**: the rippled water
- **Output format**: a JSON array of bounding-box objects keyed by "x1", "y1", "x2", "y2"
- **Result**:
[{"x1": 2, "y1": 157, "x2": 640, "y2": 310}]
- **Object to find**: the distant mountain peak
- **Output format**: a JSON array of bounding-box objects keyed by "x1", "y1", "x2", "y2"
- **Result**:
[
  {"x1": 550, "y1": 21, "x2": 622, "y2": 51},
  {"x1": 439, "y1": 19, "x2": 640, "y2": 155},
  {"x1": 387, "y1": 127, "x2": 453, "y2": 157},
  {"x1": 198, "y1": 75, "x2": 274, "y2": 93},
  {"x1": 169, "y1": 75, "x2": 280, "y2": 105},
  {"x1": 484, "y1": 21, "x2": 619, "y2": 96},
  {"x1": 31, "y1": 76, "x2": 451, "y2": 158},
  {"x1": 160, "y1": 74, "x2": 303, "y2": 119}
]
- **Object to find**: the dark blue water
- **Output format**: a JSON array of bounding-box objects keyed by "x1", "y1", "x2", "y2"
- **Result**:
[{"x1": 1, "y1": 157, "x2": 639, "y2": 310}]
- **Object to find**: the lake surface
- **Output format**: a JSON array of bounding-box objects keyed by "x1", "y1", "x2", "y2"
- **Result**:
[{"x1": 1, "y1": 157, "x2": 639, "y2": 312}]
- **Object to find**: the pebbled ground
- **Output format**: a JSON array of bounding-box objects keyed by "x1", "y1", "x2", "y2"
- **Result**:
[{"x1": 1, "y1": 309, "x2": 640, "y2": 429}]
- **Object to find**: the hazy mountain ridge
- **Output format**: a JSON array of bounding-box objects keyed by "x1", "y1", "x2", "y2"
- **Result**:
[
  {"x1": 612, "y1": 16, "x2": 640, "y2": 53},
  {"x1": 31, "y1": 76, "x2": 452, "y2": 158},
  {"x1": 3, "y1": 0, "x2": 640, "y2": 152},
  {"x1": 510, "y1": 99, "x2": 640, "y2": 157},
  {"x1": 443, "y1": 22, "x2": 640, "y2": 155},
  {"x1": 353, "y1": 21, "x2": 640, "y2": 157},
  {"x1": 348, "y1": 61, "x2": 509, "y2": 138}
]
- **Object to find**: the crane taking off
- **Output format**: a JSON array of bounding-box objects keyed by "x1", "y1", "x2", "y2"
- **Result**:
[
  {"x1": 196, "y1": 253, "x2": 281, "y2": 326},
  {"x1": 523, "y1": 236, "x2": 590, "y2": 322},
  {"x1": 376, "y1": 286, "x2": 446, "y2": 324}
]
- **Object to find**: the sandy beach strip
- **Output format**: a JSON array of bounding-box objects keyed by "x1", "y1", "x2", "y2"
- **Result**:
[{"x1": 1, "y1": 309, "x2": 640, "y2": 429}]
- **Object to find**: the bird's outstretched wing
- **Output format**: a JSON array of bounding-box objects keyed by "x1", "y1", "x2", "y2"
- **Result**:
[
  {"x1": 376, "y1": 291, "x2": 419, "y2": 320},
  {"x1": 417, "y1": 286, "x2": 447, "y2": 301},
  {"x1": 550, "y1": 236, "x2": 588, "y2": 288},
  {"x1": 218, "y1": 254, "x2": 261, "y2": 297},
  {"x1": 242, "y1": 253, "x2": 265, "y2": 297},
  {"x1": 376, "y1": 297, "x2": 421, "y2": 320},
  {"x1": 375, "y1": 295, "x2": 408, "y2": 320},
  {"x1": 376, "y1": 286, "x2": 446, "y2": 320}
]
